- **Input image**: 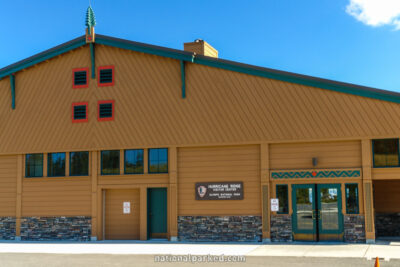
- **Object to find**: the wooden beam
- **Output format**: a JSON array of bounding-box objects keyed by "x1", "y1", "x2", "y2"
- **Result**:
[
  {"x1": 361, "y1": 139, "x2": 375, "y2": 243},
  {"x1": 169, "y1": 147, "x2": 178, "y2": 241},
  {"x1": 91, "y1": 151, "x2": 98, "y2": 240},
  {"x1": 15, "y1": 155, "x2": 22, "y2": 240},
  {"x1": 260, "y1": 143, "x2": 271, "y2": 242}
]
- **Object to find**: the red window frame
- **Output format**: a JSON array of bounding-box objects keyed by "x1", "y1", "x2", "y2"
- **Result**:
[
  {"x1": 98, "y1": 100, "x2": 115, "y2": 121},
  {"x1": 72, "y1": 68, "x2": 89, "y2": 89},
  {"x1": 97, "y1": 65, "x2": 115, "y2": 87},
  {"x1": 72, "y1": 102, "x2": 89, "y2": 123}
]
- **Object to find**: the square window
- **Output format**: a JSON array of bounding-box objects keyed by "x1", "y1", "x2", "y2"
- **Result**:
[
  {"x1": 25, "y1": 154, "x2": 43, "y2": 178},
  {"x1": 101, "y1": 150, "x2": 120, "y2": 175},
  {"x1": 373, "y1": 139, "x2": 400, "y2": 167},
  {"x1": 70, "y1": 151, "x2": 89, "y2": 176},
  {"x1": 48, "y1": 152, "x2": 66, "y2": 177},
  {"x1": 124, "y1": 149, "x2": 144, "y2": 174},
  {"x1": 98, "y1": 100, "x2": 115, "y2": 121},
  {"x1": 72, "y1": 102, "x2": 88, "y2": 123},
  {"x1": 72, "y1": 68, "x2": 89, "y2": 89},
  {"x1": 98, "y1": 66, "x2": 115, "y2": 87},
  {"x1": 148, "y1": 148, "x2": 168, "y2": 173}
]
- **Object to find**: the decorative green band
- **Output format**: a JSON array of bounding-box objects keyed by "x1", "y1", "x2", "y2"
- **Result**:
[{"x1": 271, "y1": 169, "x2": 361, "y2": 179}]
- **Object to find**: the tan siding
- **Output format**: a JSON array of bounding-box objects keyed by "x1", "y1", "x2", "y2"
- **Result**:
[
  {"x1": 270, "y1": 141, "x2": 362, "y2": 170},
  {"x1": 0, "y1": 156, "x2": 17, "y2": 216},
  {"x1": 98, "y1": 174, "x2": 169, "y2": 186},
  {"x1": 373, "y1": 180, "x2": 400, "y2": 213},
  {"x1": 372, "y1": 168, "x2": 400, "y2": 180},
  {"x1": 22, "y1": 177, "x2": 91, "y2": 216},
  {"x1": 178, "y1": 145, "x2": 260, "y2": 216}
]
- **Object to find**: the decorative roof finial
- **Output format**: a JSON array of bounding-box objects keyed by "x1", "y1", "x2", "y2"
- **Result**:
[{"x1": 85, "y1": 6, "x2": 96, "y2": 43}]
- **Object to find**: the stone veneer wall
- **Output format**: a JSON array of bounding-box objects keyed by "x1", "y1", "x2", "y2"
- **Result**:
[
  {"x1": 270, "y1": 215, "x2": 292, "y2": 242},
  {"x1": 344, "y1": 215, "x2": 366, "y2": 243},
  {"x1": 178, "y1": 216, "x2": 262, "y2": 242},
  {"x1": 20, "y1": 216, "x2": 91, "y2": 241},
  {"x1": 0, "y1": 217, "x2": 16, "y2": 240},
  {"x1": 375, "y1": 213, "x2": 400, "y2": 237}
]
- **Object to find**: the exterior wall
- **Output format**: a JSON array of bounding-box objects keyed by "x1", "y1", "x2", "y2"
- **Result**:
[
  {"x1": 270, "y1": 215, "x2": 292, "y2": 242},
  {"x1": 0, "y1": 217, "x2": 15, "y2": 240},
  {"x1": 177, "y1": 145, "x2": 260, "y2": 216},
  {"x1": 0, "y1": 155, "x2": 17, "y2": 216},
  {"x1": 344, "y1": 215, "x2": 366, "y2": 243}
]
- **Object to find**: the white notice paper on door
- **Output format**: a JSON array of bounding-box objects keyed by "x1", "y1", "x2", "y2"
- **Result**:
[{"x1": 123, "y1": 202, "x2": 131, "y2": 214}]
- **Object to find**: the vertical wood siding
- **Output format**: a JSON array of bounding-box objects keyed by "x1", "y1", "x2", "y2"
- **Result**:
[
  {"x1": 0, "y1": 156, "x2": 17, "y2": 216},
  {"x1": 178, "y1": 145, "x2": 261, "y2": 216},
  {"x1": 373, "y1": 180, "x2": 400, "y2": 213}
]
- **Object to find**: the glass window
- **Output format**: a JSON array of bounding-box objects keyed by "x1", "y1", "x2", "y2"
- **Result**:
[
  {"x1": 48, "y1": 152, "x2": 66, "y2": 177},
  {"x1": 276, "y1": 184, "x2": 289, "y2": 214},
  {"x1": 101, "y1": 150, "x2": 120, "y2": 175},
  {"x1": 149, "y1": 148, "x2": 168, "y2": 173},
  {"x1": 373, "y1": 139, "x2": 399, "y2": 167},
  {"x1": 345, "y1": 184, "x2": 359, "y2": 214},
  {"x1": 25, "y1": 154, "x2": 43, "y2": 177},
  {"x1": 70, "y1": 151, "x2": 89, "y2": 176},
  {"x1": 124, "y1": 149, "x2": 144, "y2": 174}
]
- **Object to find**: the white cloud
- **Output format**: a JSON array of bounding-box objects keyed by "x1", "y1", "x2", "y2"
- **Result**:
[{"x1": 346, "y1": 0, "x2": 400, "y2": 30}]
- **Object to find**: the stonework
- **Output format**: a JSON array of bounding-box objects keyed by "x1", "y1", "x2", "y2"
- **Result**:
[
  {"x1": 178, "y1": 216, "x2": 262, "y2": 242},
  {"x1": 375, "y1": 213, "x2": 400, "y2": 237},
  {"x1": 20, "y1": 216, "x2": 91, "y2": 241},
  {"x1": 0, "y1": 217, "x2": 16, "y2": 240},
  {"x1": 344, "y1": 215, "x2": 366, "y2": 243},
  {"x1": 270, "y1": 215, "x2": 292, "y2": 242}
]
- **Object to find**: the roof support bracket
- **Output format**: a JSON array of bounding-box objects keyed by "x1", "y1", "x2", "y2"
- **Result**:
[
  {"x1": 10, "y1": 74, "x2": 15, "y2": 109},
  {"x1": 180, "y1": 60, "x2": 186, "y2": 99},
  {"x1": 90, "y1": 43, "x2": 95, "y2": 79}
]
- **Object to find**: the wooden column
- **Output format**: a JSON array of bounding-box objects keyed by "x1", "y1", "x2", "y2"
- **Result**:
[
  {"x1": 168, "y1": 147, "x2": 178, "y2": 241},
  {"x1": 15, "y1": 155, "x2": 23, "y2": 240},
  {"x1": 140, "y1": 186, "x2": 147, "y2": 240},
  {"x1": 143, "y1": 149, "x2": 148, "y2": 174},
  {"x1": 361, "y1": 139, "x2": 375, "y2": 243},
  {"x1": 91, "y1": 151, "x2": 98, "y2": 240},
  {"x1": 260, "y1": 143, "x2": 271, "y2": 242}
]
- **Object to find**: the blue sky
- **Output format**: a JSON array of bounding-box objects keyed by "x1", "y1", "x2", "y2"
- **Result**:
[{"x1": 1, "y1": 0, "x2": 400, "y2": 92}]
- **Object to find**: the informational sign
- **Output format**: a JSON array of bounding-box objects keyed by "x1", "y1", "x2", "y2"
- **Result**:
[
  {"x1": 271, "y1": 198, "x2": 279, "y2": 212},
  {"x1": 123, "y1": 202, "x2": 131, "y2": 214},
  {"x1": 195, "y1": 182, "x2": 243, "y2": 200}
]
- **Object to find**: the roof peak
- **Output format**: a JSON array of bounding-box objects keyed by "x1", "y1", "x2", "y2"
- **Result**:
[{"x1": 85, "y1": 6, "x2": 96, "y2": 35}]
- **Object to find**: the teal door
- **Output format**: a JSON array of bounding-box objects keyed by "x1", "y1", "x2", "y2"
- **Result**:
[
  {"x1": 292, "y1": 184, "x2": 343, "y2": 242},
  {"x1": 147, "y1": 188, "x2": 167, "y2": 239}
]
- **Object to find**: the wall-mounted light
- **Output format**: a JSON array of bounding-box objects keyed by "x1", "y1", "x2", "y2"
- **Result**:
[{"x1": 312, "y1": 157, "x2": 318, "y2": 167}]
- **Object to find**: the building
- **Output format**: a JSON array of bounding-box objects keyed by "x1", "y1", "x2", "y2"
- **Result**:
[{"x1": 0, "y1": 7, "x2": 399, "y2": 243}]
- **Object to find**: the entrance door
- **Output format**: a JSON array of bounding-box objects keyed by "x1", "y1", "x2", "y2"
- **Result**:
[
  {"x1": 147, "y1": 188, "x2": 167, "y2": 239},
  {"x1": 292, "y1": 184, "x2": 343, "y2": 241}
]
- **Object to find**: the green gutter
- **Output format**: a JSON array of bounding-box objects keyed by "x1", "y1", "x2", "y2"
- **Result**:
[
  {"x1": 90, "y1": 43, "x2": 96, "y2": 79},
  {"x1": 10, "y1": 74, "x2": 15, "y2": 109},
  {"x1": 180, "y1": 60, "x2": 186, "y2": 99}
]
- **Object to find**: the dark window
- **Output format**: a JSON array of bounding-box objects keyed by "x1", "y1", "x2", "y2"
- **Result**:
[
  {"x1": 74, "y1": 71, "x2": 87, "y2": 85},
  {"x1": 100, "y1": 69, "x2": 113, "y2": 84},
  {"x1": 345, "y1": 184, "x2": 359, "y2": 214},
  {"x1": 48, "y1": 152, "x2": 66, "y2": 177},
  {"x1": 148, "y1": 148, "x2": 168, "y2": 173},
  {"x1": 25, "y1": 154, "x2": 43, "y2": 177},
  {"x1": 276, "y1": 184, "x2": 289, "y2": 214},
  {"x1": 101, "y1": 150, "x2": 120, "y2": 175},
  {"x1": 373, "y1": 139, "x2": 399, "y2": 167},
  {"x1": 70, "y1": 151, "x2": 89, "y2": 176},
  {"x1": 124, "y1": 149, "x2": 144, "y2": 174},
  {"x1": 99, "y1": 103, "x2": 112, "y2": 118},
  {"x1": 74, "y1": 105, "x2": 87, "y2": 120}
]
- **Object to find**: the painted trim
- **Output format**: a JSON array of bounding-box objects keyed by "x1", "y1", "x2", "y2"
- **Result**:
[
  {"x1": 148, "y1": 148, "x2": 169, "y2": 174},
  {"x1": 316, "y1": 184, "x2": 344, "y2": 236},
  {"x1": 69, "y1": 151, "x2": 89, "y2": 177},
  {"x1": 271, "y1": 169, "x2": 361, "y2": 179},
  {"x1": 124, "y1": 149, "x2": 145, "y2": 175},
  {"x1": 97, "y1": 65, "x2": 115, "y2": 87},
  {"x1": 72, "y1": 102, "x2": 89, "y2": 123},
  {"x1": 90, "y1": 42, "x2": 95, "y2": 79},
  {"x1": 72, "y1": 68, "x2": 89, "y2": 89},
  {"x1": 180, "y1": 60, "x2": 186, "y2": 99},
  {"x1": 97, "y1": 100, "x2": 115, "y2": 122},
  {"x1": 100, "y1": 150, "x2": 120, "y2": 175},
  {"x1": 9, "y1": 74, "x2": 15, "y2": 109},
  {"x1": 372, "y1": 138, "x2": 400, "y2": 168},
  {"x1": 25, "y1": 153, "x2": 44, "y2": 178},
  {"x1": 276, "y1": 184, "x2": 289, "y2": 214},
  {"x1": 345, "y1": 183, "x2": 359, "y2": 215},
  {"x1": 47, "y1": 152, "x2": 66, "y2": 177},
  {"x1": 291, "y1": 184, "x2": 316, "y2": 236}
]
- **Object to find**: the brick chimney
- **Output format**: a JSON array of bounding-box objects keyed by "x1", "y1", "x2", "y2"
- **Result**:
[{"x1": 184, "y1": 39, "x2": 218, "y2": 58}]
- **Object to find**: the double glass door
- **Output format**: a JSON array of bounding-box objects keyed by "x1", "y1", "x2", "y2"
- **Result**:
[{"x1": 292, "y1": 184, "x2": 343, "y2": 241}]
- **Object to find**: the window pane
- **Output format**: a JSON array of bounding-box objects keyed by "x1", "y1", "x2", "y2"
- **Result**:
[
  {"x1": 101, "y1": 150, "x2": 120, "y2": 175},
  {"x1": 277, "y1": 185, "x2": 288, "y2": 214},
  {"x1": 345, "y1": 184, "x2": 359, "y2": 214},
  {"x1": 48, "y1": 152, "x2": 66, "y2": 177},
  {"x1": 124, "y1": 149, "x2": 144, "y2": 174},
  {"x1": 70, "y1": 152, "x2": 89, "y2": 176},
  {"x1": 26, "y1": 154, "x2": 43, "y2": 177},
  {"x1": 149, "y1": 148, "x2": 168, "y2": 173},
  {"x1": 373, "y1": 139, "x2": 399, "y2": 167}
]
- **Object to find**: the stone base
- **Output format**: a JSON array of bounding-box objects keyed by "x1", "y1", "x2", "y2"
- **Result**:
[
  {"x1": 21, "y1": 216, "x2": 91, "y2": 241},
  {"x1": 178, "y1": 216, "x2": 262, "y2": 242},
  {"x1": 0, "y1": 217, "x2": 16, "y2": 240},
  {"x1": 375, "y1": 213, "x2": 400, "y2": 237},
  {"x1": 344, "y1": 215, "x2": 366, "y2": 243},
  {"x1": 270, "y1": 215, "x2": 292, "y2": 242},
  {"x1": 170, "y1": 236, "x2": 178, "y2": 242}
]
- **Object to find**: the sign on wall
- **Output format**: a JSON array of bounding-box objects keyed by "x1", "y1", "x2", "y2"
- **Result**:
[
  {"x1": 271, "y1": 198, "x2": 279, "y2": 212},
  {"x1": 123, "y1": 202, "x2": 131, "y2": 214},
  {"x1": 195, "y1": 182, "x2": 243, "y2": 200}
]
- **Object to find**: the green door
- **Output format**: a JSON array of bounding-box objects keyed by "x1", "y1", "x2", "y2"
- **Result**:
[
  {"x1": 292, "y1": 184, "x2": 343, "y2": 242},
  {"x1": 147, "y1": 188, "x2": 167, "y2": 239}
]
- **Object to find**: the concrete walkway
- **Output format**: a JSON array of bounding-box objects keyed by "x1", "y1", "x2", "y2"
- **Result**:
[{"x1": 0, "y1": 241, "x2": 398, "y2": 260}]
